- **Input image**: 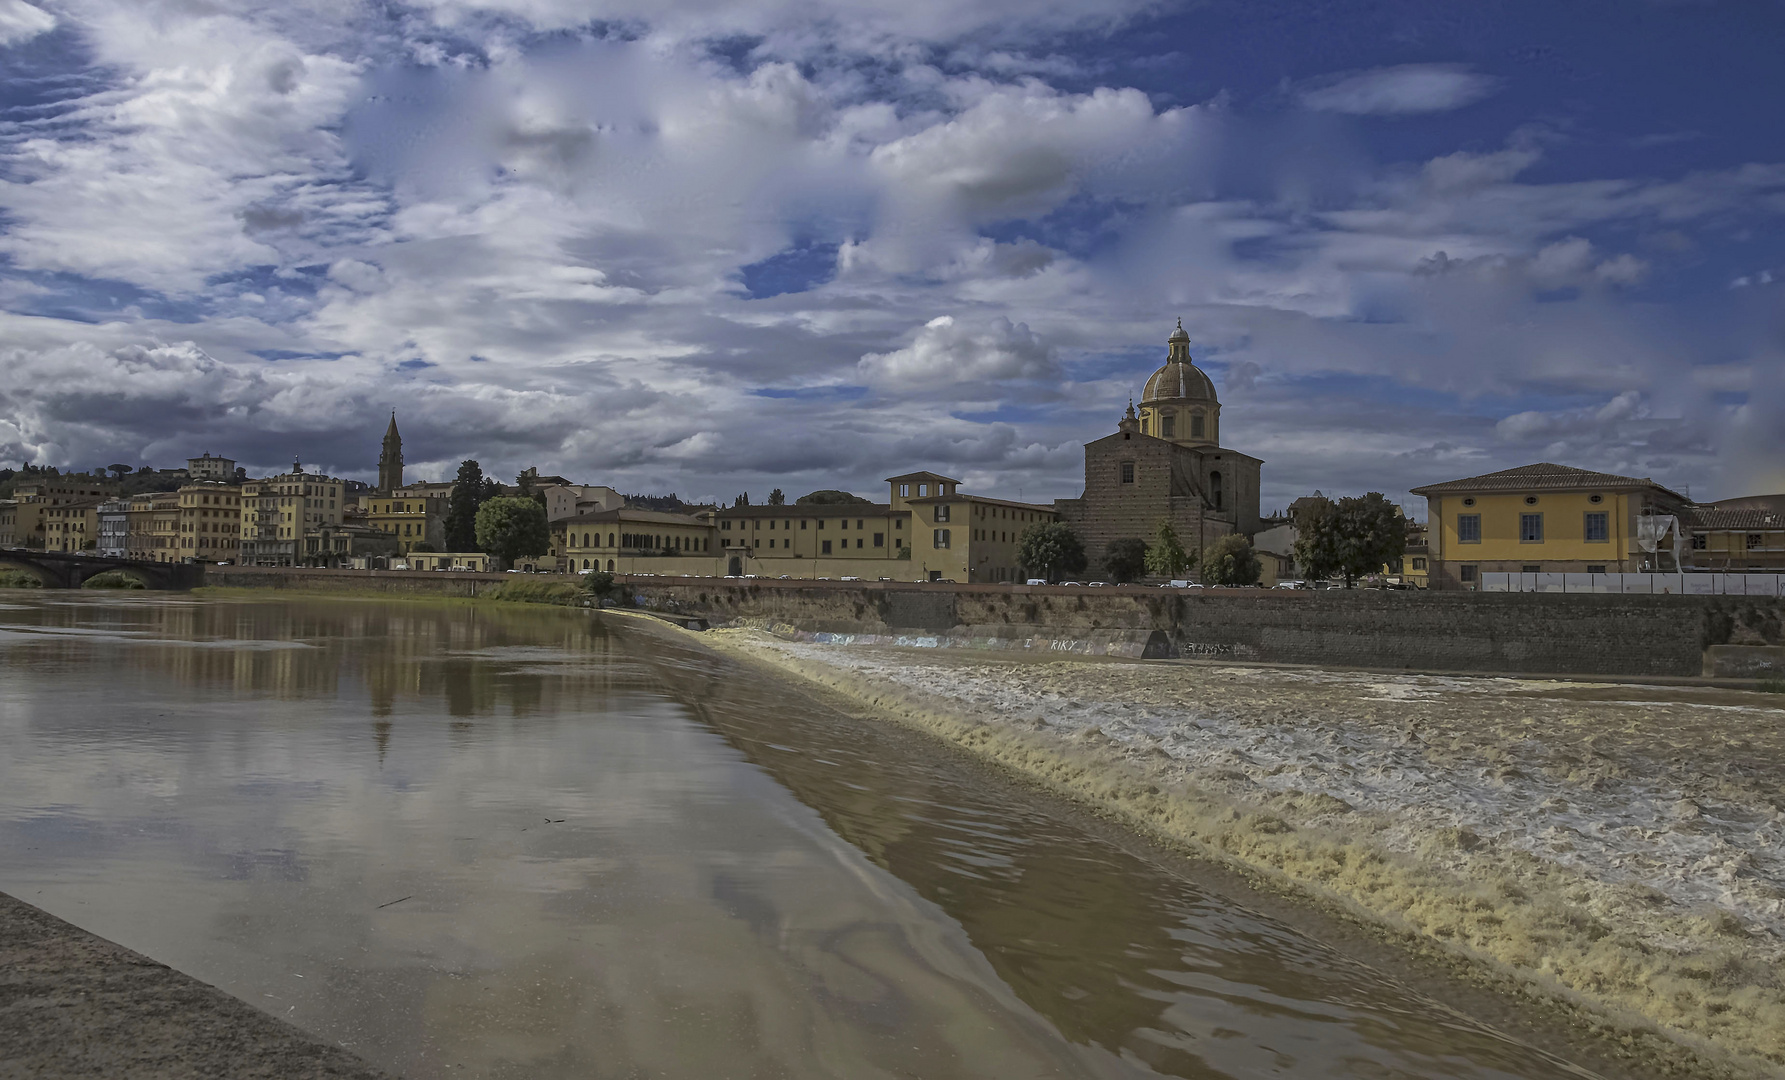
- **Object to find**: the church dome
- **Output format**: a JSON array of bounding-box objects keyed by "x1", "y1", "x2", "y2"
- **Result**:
[{"x1": 1140, "y1": 319, "x2": 1216, "y2": 406}]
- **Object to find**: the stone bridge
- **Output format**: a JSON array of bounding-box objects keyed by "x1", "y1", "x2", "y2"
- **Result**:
[{"x1": 0, "y1": 549, "x2": 206, "y2": 590}]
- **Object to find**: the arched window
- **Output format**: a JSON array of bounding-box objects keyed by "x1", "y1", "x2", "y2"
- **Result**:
[
  {"x1": 1191, "y1": 412, "x2": 1205, "y2": 439},
  {"x1": 606, "y1": 559, "x2": 615, "y2": 571},
  {"x1": 1210, "y1": 471, "x2": 1223, "y2": 510},
  {"x1": 1161, "y1": 413, "x2": 1176, "y2": 439},
  {"x1": 607, "y1": 533, "x2": 614, "y2": 547},
  {"x1": 582, "y1": 559, "x2": 590, "y2": 570}
]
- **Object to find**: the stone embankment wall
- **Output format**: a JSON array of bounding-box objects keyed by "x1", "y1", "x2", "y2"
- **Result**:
[{"x1": 208, "y1": 567, "x2": 1785, "y2": 678}]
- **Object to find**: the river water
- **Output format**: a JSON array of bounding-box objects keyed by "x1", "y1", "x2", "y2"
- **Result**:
[{"x1": 0, "y1": 593, "x2": 1613, "y2": 1079}]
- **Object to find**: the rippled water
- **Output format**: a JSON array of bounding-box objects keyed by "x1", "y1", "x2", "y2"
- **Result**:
[{"x1": 0, "y1": 593, "x2": 1608, "y2": 1078}]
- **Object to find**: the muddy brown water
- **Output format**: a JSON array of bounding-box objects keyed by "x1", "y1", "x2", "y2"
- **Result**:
[{"x1": 0, "y1": 593, "x2": 1634, "y2": 1078}]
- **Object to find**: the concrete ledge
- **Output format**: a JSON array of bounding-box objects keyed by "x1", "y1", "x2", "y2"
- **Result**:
[
  {"x1": 0, "y1": 891, "x2": 392, "y2": 1079},
  {"x1": 1703, "y1": 645, "x2": 1785, "y2": 679}
]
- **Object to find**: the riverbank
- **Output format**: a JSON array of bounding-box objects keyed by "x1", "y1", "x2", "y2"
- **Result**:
[
  {"x1": 687, "y1": 623, "x2": 1785, "y2": 1080},
  {"x1": 0, "y1": 890, "x2": 393, "y2": 1079}
]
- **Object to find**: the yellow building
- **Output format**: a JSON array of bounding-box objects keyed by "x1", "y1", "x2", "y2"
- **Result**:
[
  {"x1": 1, "y1": 498, "x2": 39, "y2": 548},
  {"x1": 241, "y1": 461, "x2": 344, "y2": 565},
  {"x1": 706, "y1": 472, "x2": 1056, "y2": 582},
  {"x1": 1411, "y1": 463, "x2": 1691, "y2": 589},
  {"x1": 892, "y1": 472, "x2": 1057, "y2": 583},
  {"x1": 41, "y1": 498, "x2": 102, "y2": 553},
  {"x1": 126, "y1": 493, "x2": 182, "y2": 562},
  {"x1": 178, "y1": 484, "x2": 244, "y2": 562},
  {"x1": 364, "y1": 488, "x2": 447, "y2": 553},
  {"x1": 1684, "y1": 499, "x2": 1785, "y2": 572},
  {"x1": 556, "y1": 509, "x2": 716, "y2": 574}
]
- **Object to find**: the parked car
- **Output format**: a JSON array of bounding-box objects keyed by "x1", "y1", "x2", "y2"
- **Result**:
[{"x1": 1026, "y1": 578, "x2": 1048, "y2": 585}]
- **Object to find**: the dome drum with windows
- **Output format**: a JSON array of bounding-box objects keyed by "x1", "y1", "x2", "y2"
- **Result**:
[{"x1": 1137, "y1": 319, "x2": 1218, "y2": 447}]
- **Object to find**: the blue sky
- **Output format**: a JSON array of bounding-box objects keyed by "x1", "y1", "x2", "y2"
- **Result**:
[{"x1": 1, "y1": 0, "x2": 1781, "y2": 512}]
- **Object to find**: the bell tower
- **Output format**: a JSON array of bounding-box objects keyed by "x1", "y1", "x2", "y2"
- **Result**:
[{"x1": 378, "y1": 411, "x2": 403, "y2": 493}]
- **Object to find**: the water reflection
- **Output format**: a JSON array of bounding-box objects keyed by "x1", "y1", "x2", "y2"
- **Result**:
[{"x1": 0, "y1": 594, "x2": 1602, "y2": 1079}]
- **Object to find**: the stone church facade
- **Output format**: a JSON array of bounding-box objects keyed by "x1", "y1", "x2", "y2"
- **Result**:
[{"x1": 1056, "y1": 322, "x2": 1262, "y2": 572}]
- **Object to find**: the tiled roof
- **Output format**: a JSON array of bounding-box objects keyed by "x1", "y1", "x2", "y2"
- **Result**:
[
  {"x1": 884, "y1": 470, "x2": 960, "y2": 484},
  {"x1": 1410, "y1": 462, "x2": 1685, "y2": 499},
  {"x1": 715, "y1": 503, "x2": 892, "y2": 517},
  {"x1": 556, "y1": 508, "x2": 706, "y2": 527},
  {"x1": 1685, "y1": 508, "x2": 1785, "y2": 530}
]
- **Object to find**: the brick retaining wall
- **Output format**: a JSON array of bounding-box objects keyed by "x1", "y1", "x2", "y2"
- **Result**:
[{"x1": 207, "y1": 567, "x2": 1785, "y2": 678}]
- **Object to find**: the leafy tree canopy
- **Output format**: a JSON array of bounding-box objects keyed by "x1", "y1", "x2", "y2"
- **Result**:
[
  {"x1": 1017, "y1": 522, "x2": 1087, "y2": 583},
  {"x1": 444, "y1": 459, "x2": 487, "y2": 553},
  {"x1": 474, "y1": 497, "x2": 551, "y2": 570},
  {"x1": 1144, "y1": 519, "x2": 1191, "y2": 578},
  {"x1": 1293, "y1": 492, "x2": 1405, "y2": 587},
  {"x1": 796, "y1": 489, "x2": 870, "y2": 505},
  {"x1": 1103, "y1": 537, "x2": 1148, "y2": 583},
  {"x1": 767, "y1": 488, "x2": 785, "y2": 505},
  {"x1": 1201, "y1": 533, "x2": 1261, "y2": 586}
]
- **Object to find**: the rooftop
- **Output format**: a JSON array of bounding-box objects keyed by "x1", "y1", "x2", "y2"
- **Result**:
[{"x1": 1411, "y1": 462, "x2": 1687, "y2": 501}]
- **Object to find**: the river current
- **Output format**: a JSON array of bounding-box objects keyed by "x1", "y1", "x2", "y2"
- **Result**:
[{"x1": 0, "y1": 593, "x2": 1613, "y2": 1079}]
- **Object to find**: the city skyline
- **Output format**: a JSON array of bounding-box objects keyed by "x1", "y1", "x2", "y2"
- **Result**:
[{"x1": 2, "y1": 0, "x2": 1782, "y2": 511}]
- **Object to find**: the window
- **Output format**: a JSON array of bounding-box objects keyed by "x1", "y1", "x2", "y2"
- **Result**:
[
  {"x1": 1524, "y1": 496, "x2": 1538, "y2": 506},
  {"x1": 873, "y1": 532, "x2": 884, "y2": 547},
  {"x1": 1690, "y1": 533, "x2": 1707, "y2": 550},
  {"x1": 895, "y1": 520, "x2": 902, "y2": 529},
  {"x1": 856, "y1": 520, "x2": 864, "y2": 529},
  {"x1": 1521, "y1": 565, "x2": 1541, "y2": 573},
  {"x1": 839, "y1": 519, "x2": 847, "y2": 529},
  {"x1": 933, "y1": 528, "x2": 951, "y2": 548},
  {"x1": 1749, "y1": 533, "x2": 1765, "y2": 550},
  {"x1": 918, "y1": 484, "x2": 929, "y2": 496},
  {"x1": 608, "y1": 533, "x2": 615, "y2": 547},
  {"x1": 1191, "y1": 413, "x2": 1204, "y2": 438},
  {"x1": 769, "y1": 539, "x2": 776, "y2": 549},
  {"x1": 1411, "y1": 557, "x2": 1426, "y2": 570},
  {"x1": 1584, "y1": 512, "x2": 1609, "y2": 543},
  {"x1": 934, "y1": 505, "x2": 950, "y2": 522},
  {"x1": 1589, "y1": 494, "x2": 1603, "y2": 505},
  {"x1": 1457, "y1": 514, "x2": 1481, "y2": 543},
  {"x1": 1162, "y1": 414, "x2": 1176, "y2": 439},
  {"x1": 1459, "y1": 564, "x2": 1477, "y2": 583},
  {"x1": 1520, "y1": 513, "x2": 1543, "y2": 543},
  {"x1": 899, "y1": 484, "x2": 909, "y2": 497},
  {"x1": 1120, "y1": 461, "x2": 1135, "y2": 484},
  {"x1": 856, "y1": 538, "x2": 863, "y2": 549},
  {"x1": 822, "y1": 540, "x2": 832, "y2": 555},
  {"x1": 722, "y1": 521, "x2": 730, "y2": 530},
  {"x1": 1587, "y1": 565, "x2": 1606, "y2": 574},
  {"x1": 1462, "y1": 497, "x2": 1476, "y2": 507},
  {"x1": 1210, "y1": 471, "x2": 1223, "y2": 511}
]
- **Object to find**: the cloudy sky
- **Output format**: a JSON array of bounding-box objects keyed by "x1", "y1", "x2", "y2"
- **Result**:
[{"x1": 1, "y1": 0, "x2": 1782, "y2": 512}]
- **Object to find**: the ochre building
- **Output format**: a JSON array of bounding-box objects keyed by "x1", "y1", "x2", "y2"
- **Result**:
[{"x1": 1412, "y1": 463, "x2": 1692, "y2": 589}]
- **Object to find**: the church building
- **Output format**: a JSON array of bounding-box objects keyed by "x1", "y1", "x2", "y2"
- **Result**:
[{"x1": 1056, "y1": 322, "x2": 1262, "y2": 570}]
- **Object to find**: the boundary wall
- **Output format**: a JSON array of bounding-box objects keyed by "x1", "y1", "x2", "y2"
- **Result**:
[{"x1": 205, "y1": 567, "x2": 1785, "y2": 678}]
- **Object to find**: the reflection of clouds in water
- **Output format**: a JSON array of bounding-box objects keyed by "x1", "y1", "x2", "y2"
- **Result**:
[
  {"x1": 0, "y1": 595, "x2": 1615, "y2": 1080},
  {"x1": 0, "y1": 625, "x2": 321, "y2": 649}
]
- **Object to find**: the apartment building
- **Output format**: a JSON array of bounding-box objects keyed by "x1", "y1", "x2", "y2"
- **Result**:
[
  {"x1": 241, "y1": 462, "x2": 344, "y2": 566},
  {"x1": 178, "y1": 483, "x2": 244, "y2": 562}
]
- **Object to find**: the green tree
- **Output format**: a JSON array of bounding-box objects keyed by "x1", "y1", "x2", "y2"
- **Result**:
[
  {"x1": 734, "y1": 492, "x2": 750, "y2": 507},
  {"x1": 1144, "y1": 519, "x2": 1191, "y2": 578},
  {"x1": 580, "y1": 570, "x2": 617, "y2": 601},
  {"x1": 514, "y1": 469, "x2": 547, "y2": 506},
  {"x1": 1201, "y1": 533, "x2": 1261, "y2": 586},
  {"x1": 474, "y1": 497, "x2": 551, "y2": 570},
  {"x1": 108, "y1": 463, "x2": 131, "y2": 481},
  {"x1": 1292, "y1": 495, "x2": 1341, "y2": 584},
  {"x1": 1292, "y1": 492, "x2": 1405, "y2": 587},
  {"x1": 1335, "y1": 492, "x2": 1406, "y2": 587},
  {"x1": 444, "y1": 460, "x2": 488, "y2": 552},
  {"x1": 1103, "y1": 537, "x2": 1148, "y2": 582},
  {"x1": 796, "y1": 489, "x2": 870, "y2": 505},
  {"x1": 767, "y1": 488, "x2": 786, "y2": 505},
  {"x1": 1017, "y1": 522, "x2": 1087, "y2": 582}
]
